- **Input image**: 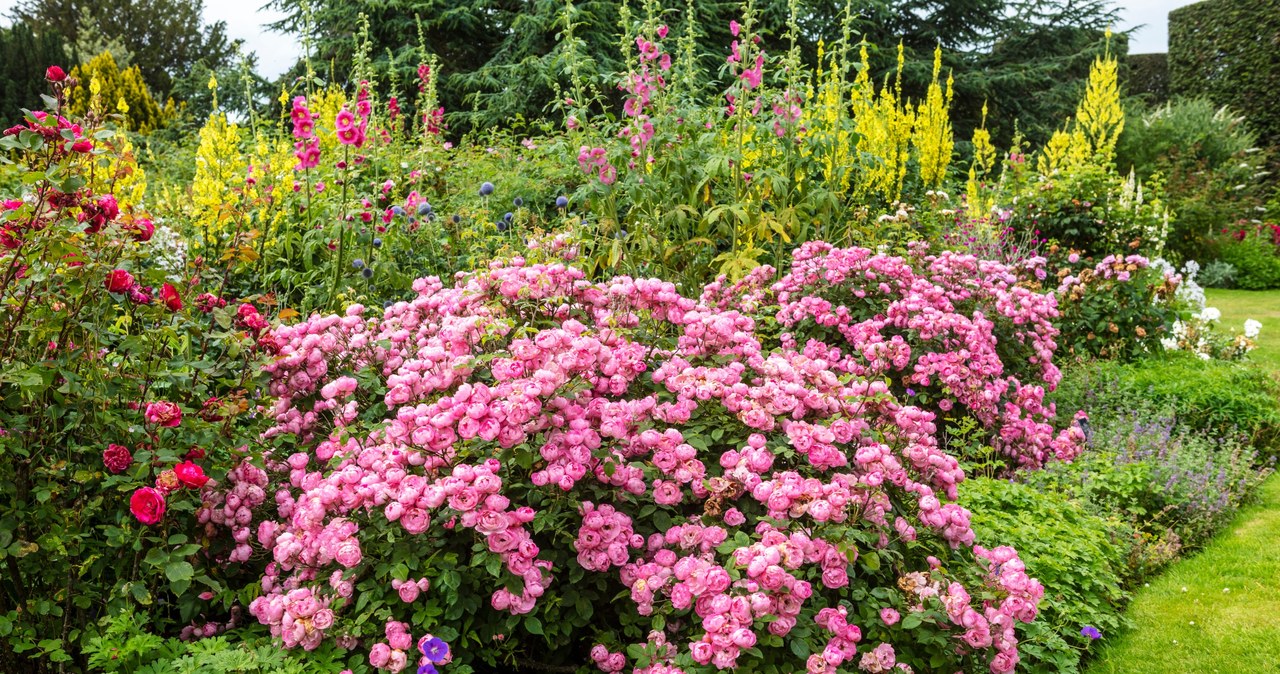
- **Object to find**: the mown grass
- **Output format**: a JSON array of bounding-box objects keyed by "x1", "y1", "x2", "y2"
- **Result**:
[
  {"x1": 1205, "y1": 289, "x2": 1280, "y2": 372},
  {"x1": 1084, "y1": 474, "x2": 1280, "y2": 673}
]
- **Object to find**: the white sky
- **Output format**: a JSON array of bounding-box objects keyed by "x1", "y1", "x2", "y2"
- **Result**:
[{"x1": 0, "y1": 0, "x2": 1193, "y2": 77}]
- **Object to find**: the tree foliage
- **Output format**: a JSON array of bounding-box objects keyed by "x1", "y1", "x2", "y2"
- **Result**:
[
  {"x1": 0, "y1": 21, "x2": 68, "y2": 126},
  {"x1": 7, "y1": 0, "x2": 236, "y2": 97},
  {"x1": 66, "y1": 51, "x2": 175, "y2": 132},
  {"x1": 263, "y1": 0, "x2": 1121, "y2": 144}
]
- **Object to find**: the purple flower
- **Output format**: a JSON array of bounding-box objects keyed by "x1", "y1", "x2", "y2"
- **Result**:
[
  {"x1": 1081, "y1": 625, "x2": 1101, "y2": 640},
  {"x1": 906, "y1": 388, "x2": 916, "y2": 397},
  {"x1": 420, "y1": 636, "x2": 450, "y2": 663},
  {"x1": 417, "y1": 665, "x2": 438, "y2": 674}
]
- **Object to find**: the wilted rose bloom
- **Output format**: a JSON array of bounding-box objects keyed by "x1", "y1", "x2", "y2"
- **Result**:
[
  {"x1": 145, "y1": 401, "x2": 182, "y2": 427},
  {"x1": 155, "y1": 469, "x2": 181, "y2": 493},
  {"x1": 129, "y1": 487, "x2": 167, "y2": 525},
  {"x1": 103, "y1": 444, "x2": 133, "y2": 473}
]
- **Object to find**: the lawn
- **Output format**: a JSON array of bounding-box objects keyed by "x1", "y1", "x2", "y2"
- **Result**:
[
  {"x1": 1205, "y1": 289, "x2": 1280, "y2": 372},
  {"x1": 1084, "y1": 473, "x2": 1280, "y2": 674}
]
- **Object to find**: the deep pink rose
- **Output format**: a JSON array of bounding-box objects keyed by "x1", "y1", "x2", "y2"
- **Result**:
[
  {"x1": 174, "y1": 460, "x2": 209, "y2": 489},
  {"x1": 145, "y1": 401, "x2": 182, "y2": 427},
  {"x1": 104, "y1": 269, "x2": 135, "y2": 293},
  {"x1": 130, "y1": 487, "x2": 166, "y2": 525},
  {"x1": 103, "y1": 444, "x2": 132, "y2": 473},
  {"x1": 46, "y1": 65, "x2": 66, "y2": 82}
]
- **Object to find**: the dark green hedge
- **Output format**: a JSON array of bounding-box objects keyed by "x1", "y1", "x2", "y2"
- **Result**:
[
  {"x1": 1169, "y1": 0, "x2": 1280, "y2": 146},
  {"x1": 1126, "y1": 53, "x2": 1169, "y2": 103}
]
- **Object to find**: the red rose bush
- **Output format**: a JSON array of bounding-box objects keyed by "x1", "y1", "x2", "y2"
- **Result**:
[{"x1": 220, "y1": 242, "x2": 1083, "y2": 674}]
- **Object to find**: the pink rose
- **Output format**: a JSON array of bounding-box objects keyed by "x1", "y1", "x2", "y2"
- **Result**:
[
  {"x1": 369, "y1": 643, "x2": 391, "y2": 668},
  {"x1": 103, "y1": 444, "x2": 132, "y2": 473},
  {"x1": 145, "y1": 401, "x2": 182, "y2": 427},
  {"x1": 398, "y1": 581, "x2": 420, "y2": 603},
  {"x1": 880, "y1": 608, "x2": 900, "y2": 626},
  {"x1": 312, "y1": 608, "x2": 335, "y2": 630},
  {"x1": 104, "y1": 269, "x2": 135, "y2": 293},
  {"x1": 174, "y1": 461, "x2": 209, "y2": 489},
  {"x1": 129, "y1": 487, "x2": 166, "y2": 525},
  {"x1": 335, "y1": 539, "x2": 363, "y2": 568}
]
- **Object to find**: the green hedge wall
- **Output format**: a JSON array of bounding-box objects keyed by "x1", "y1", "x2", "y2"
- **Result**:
[
  {"x1": 1169, "y1": 0, "x2": 1280, "y2": 146},
  {"x1": 1126, "y1": 53, "x2": 1169, "y2": 104}
]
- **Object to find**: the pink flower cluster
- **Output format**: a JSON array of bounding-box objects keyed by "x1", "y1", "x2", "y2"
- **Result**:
[
  {"x1": 291, "y1": 96, "x2": 320, "y2": 170},
  {"x1": 198, "y1": 459, "x2": 269, "y2": 562},
  {"x1": 575, "y1": 502, "x2": 641, "y2": 571},
  {"x1": 228, "y1": 245, "x2": 1080, "y2": 671},
  {"x1": 577, "y1": 145, "x2": 616, "y2": 185}
]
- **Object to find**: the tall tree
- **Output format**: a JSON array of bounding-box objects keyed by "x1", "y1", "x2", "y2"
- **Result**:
[
  {"x1": 0, "y1": 21, "x2": 68, "y2": 126},
  {"x1": 8, "y1": 0, "x2": 237, "y2": 97}
]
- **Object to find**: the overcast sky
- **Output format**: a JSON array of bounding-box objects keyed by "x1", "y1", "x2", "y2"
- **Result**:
[{"x1": 1, "y1": 0, "x2": 1195, "y2": 79}]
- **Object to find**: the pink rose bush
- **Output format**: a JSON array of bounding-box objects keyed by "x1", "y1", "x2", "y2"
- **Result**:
[{"x1": 226, "y1": 243, "x2": 1080, "y2": 672}]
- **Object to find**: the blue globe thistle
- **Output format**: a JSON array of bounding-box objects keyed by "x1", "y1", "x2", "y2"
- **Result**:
[
  {"x1": 555, "y1": 195, "x2": 569, "y2": 209},
  {"x1": 391, "y1": 205, "x2": 406, "y2": 217},
  {"x1": 361, "y1": 267, "x2": 373, "y2": 279},
  {"x1": 497, "y1": 221, "x2": 509, "y2": 232},
  {"x1": 352, "y1": 258, "x2": 365, "y2": 269},
  {"x1": 417, "y1": 202, "x2": 432, "y2": 216},
  {"x1": 451, "y1": 214, "x2": 461, "y2": 224},
  {"x1": 513, "y1": 196, "x2": 524, "y2": 207},
  {"x1": 383, "y1": 300, "x2": 393, "y2": 309},
  {"x1": 503, "y1": 212, "x2": 514, "y2": 222},
  {"x1": 479, "y1": 181, "x2": 495, "y2": 196},
  {"x1": 372, "y1": 237, "x2": 383, "y2": 248}
]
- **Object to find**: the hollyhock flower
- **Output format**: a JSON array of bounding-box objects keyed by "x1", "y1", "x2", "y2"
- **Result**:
[
  {"x1": 130, "y1": 487, "x2": 167, "y2": 525},
  {"x1": 160, "y1": 283, "x2": 183, "y2": 311},
  {"x1": 104, "y1": 269, "x2": 135, "y2": 293},
  {"x1": 145, "y1": 401, "x2": 182, "y2": 427},
  {"x1": 103, "y1": 444, "x2": 133, "y2": 474},
  {"x1": 175, "y1": 461, "x2": 209, "y2": 489}
]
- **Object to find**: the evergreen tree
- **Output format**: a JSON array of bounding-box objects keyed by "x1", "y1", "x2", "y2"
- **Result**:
[
  {"x1": 0, "y1": 21, "x2": 69, "y2": 126},
  {"x1": 8, "y1": 0, "x2": 237, "y2": 97}
]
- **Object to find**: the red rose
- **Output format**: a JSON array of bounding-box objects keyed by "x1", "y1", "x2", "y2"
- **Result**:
[
  {"x1": 129, "y1": 218, "x2": 155, "y2": 242},
  {"x1": 70, "y1": 140, "x2": 93, "y2": 153},
  {"x1": 103, "y1": 444, "x2": 133, "y2": 473},
  {"x1": 104, "y1": 269, "x2": 135, "y2": 293},
  {"x1": 144, "y1": 401, "x2": 182, "y2": 427},
  {"x1": 184, "y1": 446, "x2": 206, "y2": 460},
  {"x1": 129, "y1": 487, "x2": 166, "y2": 525},
  {"x1": 174, "y1": 461, "x2": 209, "y2": 489},
  {"x1": 160, "y1": 283, "x2": 182, "y2": 311},
  {"x1": 46, "y1": 65, "x2": 66, "y2": 82}
]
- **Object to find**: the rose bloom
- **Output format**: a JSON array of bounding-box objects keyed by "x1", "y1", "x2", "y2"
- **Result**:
[
  {"x1": 104, "y1": 269, "x2": 135, "y2": 293},
  {"x1": 174, "y1": 460, "x2": 209, "y2": 489},
  {"x1": 130, "y1": 487, "x2": 167, "y2": 525},
  {"x1": 880, "y1": 608, "x2": 900, "y2": 626},
  {"x1": 46, "y1": 65, "x2": 66, "y2": 81},
  {"x1": 103, "y1": 443, "x2": 132, "y2": 474},
  {"x1": 160, "y1": 282, "x2": 183, "y2": 311},
  {"x1": 145, "y1": 401, "x2": 182, "y2": 427}
]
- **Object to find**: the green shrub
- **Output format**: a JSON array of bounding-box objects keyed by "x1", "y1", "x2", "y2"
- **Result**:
[
  {"x1": 961, "y1": 478, "x2": 1132, "y2": 674},
  {"x1": 1214, "y1": 228, "x2": 1280, "y2": 290},
  {"x1": 1052, "y1": 354, "x2": 1280, "y2": 455},
  {"x1": 1114, "y1": 98, "x2": 1267, "y2": 263}
]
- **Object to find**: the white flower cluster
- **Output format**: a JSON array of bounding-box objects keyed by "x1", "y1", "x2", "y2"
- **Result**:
[
  {"x1": 1151, "y1": 258, "x2": 1206, "y2": 311},
  {"x1": 1161, "y1": 306, "x2": 1260, "y2": 362},
  {"x1": 148, "y1": 224, "x2": 188, "y2": 280}
]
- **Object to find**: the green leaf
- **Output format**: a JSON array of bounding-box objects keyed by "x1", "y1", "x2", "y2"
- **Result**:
[
  {"x1": 165, "y1": 560, "x2": 194, "y2": 582},
  {"x1": 524, "y1": 616, "x2": 543, "y2": 635}
]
